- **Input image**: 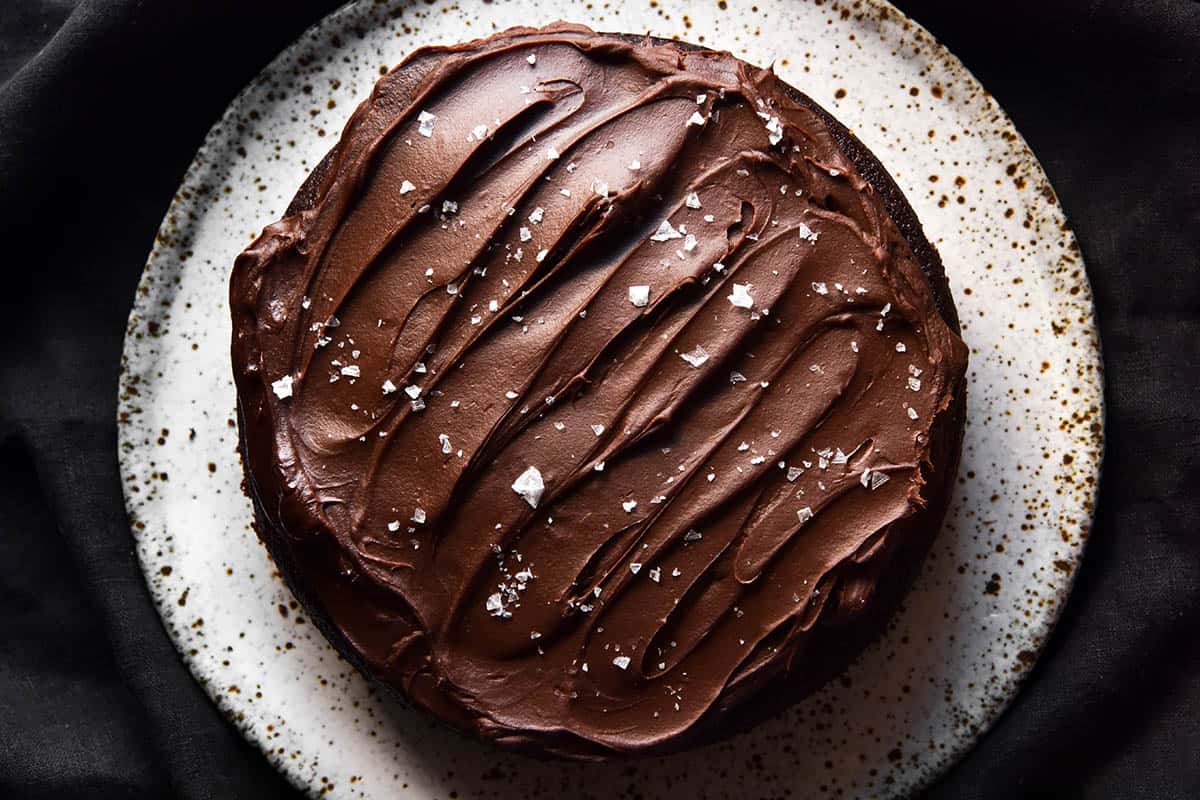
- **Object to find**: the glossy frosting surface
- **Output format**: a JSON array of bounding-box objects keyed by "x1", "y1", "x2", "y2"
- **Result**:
[{"x1": 230, "y1": 23, "x2": 968, "y2": 757}]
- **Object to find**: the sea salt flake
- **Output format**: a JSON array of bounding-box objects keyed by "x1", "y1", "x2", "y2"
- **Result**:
[
  {"x1": 505, "y1": 390, "x2": 519, "y2": 399},
  {"x1": 867, "y1": 469, "x2": 891, "y2": 490},
  {"x1": 340, "y1": 365, "x2": 360, "y2": 378},
  {"x1": 797, "y1": 506, "x2": 814, "y2": 524},
  {"x1": 763, "y1": 115, "x2": 784, "y2": 145},
  {"x1": 412, "y1": 507, "x2": 426, "y2": 524},
  {"x1": 545, "y1": 146, "x2": 560, "y2": 160},
  {"x1": 529, "y1": 206, "x2": 545, "y2": 224},
  {"x1": 696, "y1": 93, "x2": 707, "y2": 104},
  {"x1": 907, "y1": 406, "x2": 920, "y2": 420},
  {"x1": 400, "y1": 180, "x2": 416, "y2": 195},
  {"x1": 417, "y1": 110, "x2": 436, "y2": 138},
  {"x1": 439, "y1": 433, "x2": 452, "y2": 454},
  {"x1": 629, "y1": 563, "x2": 642, "y2": 574},
  {"x1": 519, "y1": 226, "x2": 532, "y2": 242},
  {"x1": 511, "y1": 466, "x2": 545, "y2": 508},
  {"x1": 684, "y1": 530, "x2": 703, "y2": 542},
  {"x1": 798, "y1": 221, "x2": 819, "y2": 243},
  {"x1": 628, "y1": 160, "x2": 641, "y2": 171},
  {"x1": 687, "y1": 111, "x2": 707, "y2": 127},
  {"x1": 387, "y1": 520, "x2": 401, "y2": 532},
  {"x1": 649, "y1": 567, "x2": 662, "y2": 583},
  {"x1": 441, "y1": 200, "x2": 458, "y2": 215},
  {"x1": 727, "y1": 283, "x2": 754, "y2": 309},
  {"x1": 712, "y1": 262, "x2": 726, "y2": 272},
  {"x1": 680, "y1": 345, "x2": 709, "y2": 368},
  {"x1": 787, "y1": 466, "x2": 804, "y2": 482},
  {"x1": 592, "y1": 178, "x2": 610, "y2": 197},
  {"x1": 730, "y1": 371, "x2": 747, "y2": 384},
  {"x1": 622, "y1": 500, "x2": 638, "y2": 513},
  {"x1": 590, "y1": 424, "x2": 605, "y2": 436},
  {"x1": 651, "y1": 220, "x2": 683, "y2": 241},
  {"x1": 536, "y1": 249, "x2": 548, "y2": 262},
  {"x1": 907, "y1": 376, "x2": 922, "y2": 392},
  {"x1": 526, "y1": 53, "x2": 537, "y2": 65},
  {"x1": 381, "y1": 379, "x2": 397, "y2": 395},
  {"x1": 685, "y1": 192, "x2": 702, "y2": 209},
  {"x1": 271, "y1": 375, "x2": 294, "y2": 400},
  {"x1": 812, "y1": 281, "x2": 829, "y2": 295},
  {"x1": 471, "y1": 124, "x2": 488, "y2": 141},
  {"x1": 682, "y1": 233, "x2": 698, "y2": 253},
  {"x1": 404, "y1": 384, "x2": 421, "y2": 399},
  {"x1": 896, "y1": 342, "x2": 908, "y2": 353},
  {"x1": 612, "y1": 656, "x2": 631, "y2": 670},
  {"x1": 629, "y1": 285, "x2": 651, "y2": 307}
]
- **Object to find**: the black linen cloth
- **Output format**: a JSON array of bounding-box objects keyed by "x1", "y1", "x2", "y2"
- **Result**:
[{"x1": 1, "y1": 1, "x2": 1197, "y2": 797}]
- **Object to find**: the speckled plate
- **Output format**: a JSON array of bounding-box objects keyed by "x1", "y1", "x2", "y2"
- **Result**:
[{"x1": 117, "y1": 1, "x2": 1103, "y2": 797}]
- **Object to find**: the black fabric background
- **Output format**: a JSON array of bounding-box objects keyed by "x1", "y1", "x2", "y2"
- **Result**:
[{"x1": 1, "y1": 1, "x2": 1196, "y2": 797}]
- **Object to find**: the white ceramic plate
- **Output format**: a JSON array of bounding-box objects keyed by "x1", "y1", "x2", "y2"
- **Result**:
[{"x1": 117, "y1": 1, "x2": 1103, "y2": 797}]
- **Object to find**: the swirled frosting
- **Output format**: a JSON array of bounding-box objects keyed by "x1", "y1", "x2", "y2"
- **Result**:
[{"x1": 231, "y1": 23, "x2": 968, "y2": 758}]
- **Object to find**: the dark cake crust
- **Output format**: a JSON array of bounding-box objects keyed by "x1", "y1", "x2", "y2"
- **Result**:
[{"x1": 232, "y1": 24, "x2": 968, "y2": 759}]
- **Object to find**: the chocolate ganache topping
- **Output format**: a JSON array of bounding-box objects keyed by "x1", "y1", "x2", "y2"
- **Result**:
[{"x1": 231, "y1": 23, "x2": 968, "y2": 758}]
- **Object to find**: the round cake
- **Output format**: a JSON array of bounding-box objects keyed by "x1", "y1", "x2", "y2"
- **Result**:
[{"x1": 230, "y1": 23, "x2": 969, "y2": 759}]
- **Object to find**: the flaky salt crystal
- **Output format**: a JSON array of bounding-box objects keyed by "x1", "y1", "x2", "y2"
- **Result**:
[
  {"x1": 727, "y1": 283, "x2": 754, "y2": 309},
  {"x1": 651, "y1": 220, "x2": 683, "y2": 241},
  {"x1": 271, "y1": 375, "x2": 293, "y2": 400},
  {"x1": 680, "y1": 345, "x2": 709, "y2": 368},
  {"x1": 511, "y1": 466, "x2": 545, "y2": 508},
  {"x1": 417, "y1": 110, "x2": 436, "y2": 138}
]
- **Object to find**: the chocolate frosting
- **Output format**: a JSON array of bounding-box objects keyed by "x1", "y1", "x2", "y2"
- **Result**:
[{"x1": 231, "y1": 23, "x2": 968, "y2": 758}]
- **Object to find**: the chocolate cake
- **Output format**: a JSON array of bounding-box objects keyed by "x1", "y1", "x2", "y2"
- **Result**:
[{"x1": 230, "y1": 23, "x2": 969, "y2": 759}]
